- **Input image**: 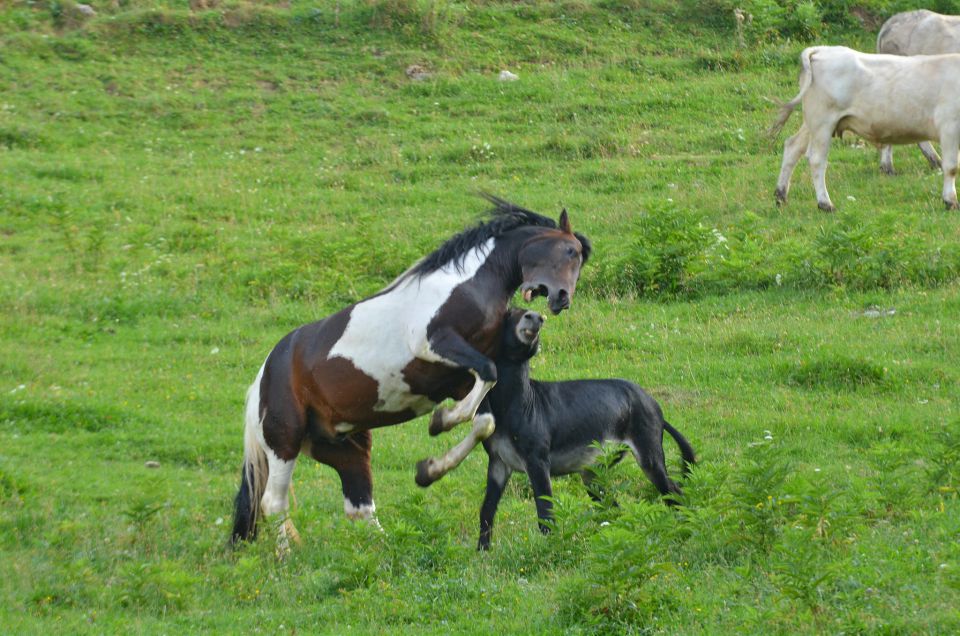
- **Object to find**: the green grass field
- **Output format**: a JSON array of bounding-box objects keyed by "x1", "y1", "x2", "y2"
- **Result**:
[{"x1": 2, "y1": 1, "x2": 959, "y2": 633}]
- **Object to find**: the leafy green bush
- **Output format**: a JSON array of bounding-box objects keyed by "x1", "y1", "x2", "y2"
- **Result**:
[
  {"x1": 592, "y1": 203, "x2": 711, "y2": 298},
  {"x1": 586, "y1": 209, "x2": 960, "y2": 300}
]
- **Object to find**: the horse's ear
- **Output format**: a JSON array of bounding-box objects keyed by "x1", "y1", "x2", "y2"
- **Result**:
[{"x1": 559, "y1": 208, "x2": 572, "y2": 234}]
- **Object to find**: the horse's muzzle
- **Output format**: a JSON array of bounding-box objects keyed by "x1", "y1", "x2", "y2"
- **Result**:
[{"x1": 548, "y1": 289, "x2": 570, "y2": 314}]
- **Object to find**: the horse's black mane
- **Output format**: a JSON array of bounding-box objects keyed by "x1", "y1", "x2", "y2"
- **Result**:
[{"x1": 409, "y1": 193, "x2": 560, "y2": 277}]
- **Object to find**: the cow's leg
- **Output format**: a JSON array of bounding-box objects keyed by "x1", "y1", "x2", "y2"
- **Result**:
[
  {"x1": 940, "y1": 130, "x2": 960, "y2": 209},
  {"x1": 806, "y1": 124, "x2": 836, "y2": 212},
  {"x1": 919, "y1": 141, "x2": 942, "y2": 170},
  {"x1": 478, "y1": 453, "x2": 512, "y2": 550},
  {"x1": 416, "y1": 412, "x2": 496, "y2": 487},
  {"x1": 775, "y1": 123, "x2": 809, "y2": 205},
  {"x1": 879, "y1": 145, "x2": 895, "y2": 176}
]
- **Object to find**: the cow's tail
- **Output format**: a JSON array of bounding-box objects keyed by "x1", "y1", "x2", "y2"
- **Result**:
[
  {"x1": 664, "y1": 421, "x2": 696, "y2": 477},
  {"x1": 876, "y1": 20, "x2": 893, "y2": 53},
  {"x1": 231, "y1": 363, "x2": 269, "y2": 544},
  {"x1": 876, "y1": 14, "x2": 907, "y2": 54},
  {"x1": 769, "y1": 47, "x2": 816, "y2": 138}
]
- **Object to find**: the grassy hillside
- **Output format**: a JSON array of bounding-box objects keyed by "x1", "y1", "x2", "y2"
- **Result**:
[{"x1": 2, "y1": 1, "x2": 958, "y2": 634}]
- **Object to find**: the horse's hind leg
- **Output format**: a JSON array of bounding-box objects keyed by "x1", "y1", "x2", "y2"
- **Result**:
[
  {"x1": 310, "y1": 430, "x2": 380, "y2": 529},
  {"x1": 260, "y1": 447, "x2": 301, "y2": 554}
]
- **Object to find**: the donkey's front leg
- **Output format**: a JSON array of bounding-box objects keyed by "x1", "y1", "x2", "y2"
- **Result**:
[
  {"x1": 526, "y1": 456, "x2": 555, "y2": 534},
  {"x1": 425, "y1": 327, "x2": 497, "y2": 436}
]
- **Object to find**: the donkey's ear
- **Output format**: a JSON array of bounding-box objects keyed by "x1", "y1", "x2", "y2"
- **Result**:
[{"x1": 558, "y1": 208, "x2": 572, "y2": 234}]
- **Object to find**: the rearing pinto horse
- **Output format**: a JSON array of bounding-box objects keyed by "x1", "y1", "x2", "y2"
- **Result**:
[{"x1": 231, "y1": 194, "x2": 591, "y2": 545}]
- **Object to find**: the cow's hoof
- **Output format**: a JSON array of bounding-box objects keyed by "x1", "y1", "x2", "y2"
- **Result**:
[
  {"x1": 817, "y1": 201, "x2": 836, "y2": 213},
  {"x1": 428, "y1": 409, "x2": 446, "y2": 436},
  {"x1": 415, "y1": 458, "x2": 438, "y2": 487}
]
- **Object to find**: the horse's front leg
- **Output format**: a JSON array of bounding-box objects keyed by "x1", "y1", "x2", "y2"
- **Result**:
[
  {"x1": 416, "y1": 410, "x2": 496, "y2": 487},
  {"x1": 430, "y1": 369, "x2": 495, "y2": 435},
  {"x1": 425, "y1": 327, "x2": 497, "y2": 436}
]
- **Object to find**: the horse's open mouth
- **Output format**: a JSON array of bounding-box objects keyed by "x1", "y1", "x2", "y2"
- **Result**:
[{"x1": 522, "y1": 284, "x2": 548, "y2": 302}]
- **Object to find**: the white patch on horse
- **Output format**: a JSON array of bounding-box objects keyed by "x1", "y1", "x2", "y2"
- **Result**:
[
  {"x1": 328, "y1": 238, "x2": 495, "y2": 414},
  {"x1": 334, "y1": 423, "x2": 354, "y2": 433}
]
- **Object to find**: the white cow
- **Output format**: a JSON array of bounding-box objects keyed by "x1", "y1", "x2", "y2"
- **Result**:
[
  {"x1": 772, "y1": 46, "x2": 960, "y2": 212},
  {"x1": 876, "y1": 10, "x2": 960, "y2": 174}
]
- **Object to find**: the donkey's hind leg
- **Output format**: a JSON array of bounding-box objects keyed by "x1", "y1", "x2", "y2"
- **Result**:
[{"x1": 626, "y1": 407, "x2": 683, "y2": 504}]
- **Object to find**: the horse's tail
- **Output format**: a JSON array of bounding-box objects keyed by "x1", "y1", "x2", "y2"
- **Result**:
[
  {"x1": 768, "y1": 46, "x2": 817, "y2": 138},
  {"x1": 231, "y1": 363, "x2": 268, "y2": 544},
  {"x1": 663, "y1": 421, "x2": 696, "y2": 477}
]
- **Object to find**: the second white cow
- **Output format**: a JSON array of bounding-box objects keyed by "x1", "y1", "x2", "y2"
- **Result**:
[
  {"x1": 772, "y1": 45, "x2": 960, "y2": 212},
  {"x1": 876, "y1": 9, "x2": 960, "y2": 174}
]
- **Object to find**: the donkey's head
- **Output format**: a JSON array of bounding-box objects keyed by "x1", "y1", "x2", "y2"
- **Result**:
[
  {"x1": 501, "y1": 308, "x2": 544, "y2": 362},
  {"x1": 518, "y1": 209, "x2": 591, "y2": 315}
]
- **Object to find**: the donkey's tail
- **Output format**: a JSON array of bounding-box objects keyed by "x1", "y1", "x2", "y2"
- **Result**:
[
  {"x1": 768, "y1": 47, "x2": 817, "y2": 138},
  {"x1": 231, "y1": 363, "x2": 269, "y2": 544},
  {"x1": 663, "y1": 421, "x2": 696, "y2": 477}
]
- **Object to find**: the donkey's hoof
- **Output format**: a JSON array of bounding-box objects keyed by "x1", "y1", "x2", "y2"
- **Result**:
[
  {"x1": 428, "y1": 409, "x2": 446, "y2": 436},
  {"x1": 415, "y1": 458, "x2": 439, "y2": 487}
]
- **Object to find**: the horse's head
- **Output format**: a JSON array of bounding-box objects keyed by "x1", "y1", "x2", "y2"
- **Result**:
[
  {"x1": 519, "y1": 209, "x2": 591, "y2": 315},
  {"x1": 501, "y1": 307, "x2": 544, "y2": 361}
]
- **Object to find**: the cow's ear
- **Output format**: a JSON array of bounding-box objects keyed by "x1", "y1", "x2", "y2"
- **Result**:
[{"x1": 559, "y1": 208, "x2": 572, "y2": 234}]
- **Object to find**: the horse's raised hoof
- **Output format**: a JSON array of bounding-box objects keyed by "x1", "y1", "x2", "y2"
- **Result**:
[
  {"x1": 428, "y1": 408, "x2": 447, "y2": 436},
  {"x1": 473, "y1": 413, "x2": 495, "y2": 440},
  {"x1": 415, "y1": 458, "x2": 439, "y2": 487},
  {"x1": 817, "y1": 201, "x2": 836, "y2": 213}
]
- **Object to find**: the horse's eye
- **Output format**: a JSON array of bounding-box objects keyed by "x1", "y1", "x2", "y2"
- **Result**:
[{"x1": 567, "y1": 246, "x2": 577, "y2": 258}]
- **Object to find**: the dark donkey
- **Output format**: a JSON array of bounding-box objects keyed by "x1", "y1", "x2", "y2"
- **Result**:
[
  {"x1": 477, "y1": 308, "x2": 696, "y2": 550},
  {"x1": 232, "y1": 195, "x2": 591, "y2": 547}
]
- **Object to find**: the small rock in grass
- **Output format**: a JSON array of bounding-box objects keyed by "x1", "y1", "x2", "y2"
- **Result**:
[
  {"x1": 499, "y1": 70, "x2": 519, "y2": 82},
  {"x1": 405, "y1": 65, "x2": 432, "y2": 81}
]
